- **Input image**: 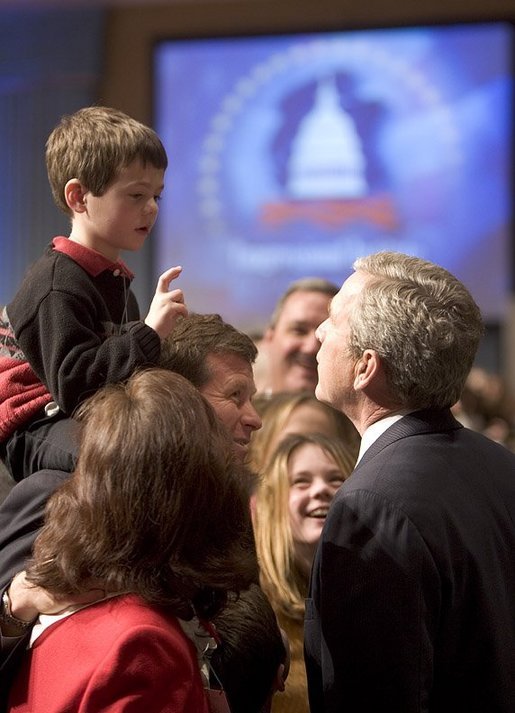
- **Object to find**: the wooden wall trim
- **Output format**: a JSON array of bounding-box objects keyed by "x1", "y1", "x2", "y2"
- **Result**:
[{"x1": 101, "y1": 0, "x2": 515, "y2": 122}]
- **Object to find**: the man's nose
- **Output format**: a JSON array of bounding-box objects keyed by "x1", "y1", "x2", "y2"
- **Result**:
[
  {"x1": 300, "y1": 330, "x2": 320, "y2": 355},
  {"x1": 315, "y1": 321, "x2": 326, "y2": 344},
  {"x1": 244, "y1": 403, "x2": 262, "y2": 431}
]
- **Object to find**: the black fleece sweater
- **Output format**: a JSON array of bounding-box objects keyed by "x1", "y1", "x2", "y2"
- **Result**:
[{"x1": 0, "y1": 237, "x2": 160, "y2": 441}]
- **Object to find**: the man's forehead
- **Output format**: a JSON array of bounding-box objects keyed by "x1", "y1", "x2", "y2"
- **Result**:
[
  {"x1": 280, "y1": 290, "x2": 331, "y2": 319},
  {"x1": 206, "y1": 350, "x2": 248, "y2": 366},
  {"x1": 327, "y1": 274, "x2": 364, "y2": 323},
  {"x1": 204, "y1": 351, "x2": 256, "y2": 386},
  {"x1": 334, "y1": 271, "x2": 367, "y2": 306},
  {"x1": 284, "y1": 289, "x2": 332, "y2": 306}
]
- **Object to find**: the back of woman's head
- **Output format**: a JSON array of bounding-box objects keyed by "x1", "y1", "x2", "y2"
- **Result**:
[{"x1": 27, "y1": 369, "x2": 257, "y2": 617}]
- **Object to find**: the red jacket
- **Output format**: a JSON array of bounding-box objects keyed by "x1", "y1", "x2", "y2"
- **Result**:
[{"x1": 8, "y1": 594, "x2": 209, "y2": 713}]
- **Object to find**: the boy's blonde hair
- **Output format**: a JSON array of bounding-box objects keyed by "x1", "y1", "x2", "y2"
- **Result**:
[{"x1": 46, "y1": 106, "x2": 168, "y2": 214}]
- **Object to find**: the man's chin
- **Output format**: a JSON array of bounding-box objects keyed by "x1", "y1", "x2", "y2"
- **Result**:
[
  {"x1": 315, "y1": 382, "x2": 330, "y2": 404},
  {"x1": 233, "y1": 442, "x2": 248, "y2": 463},
  {"x1": 288, "y1": 370, "x2": 318, "y2": 393}
]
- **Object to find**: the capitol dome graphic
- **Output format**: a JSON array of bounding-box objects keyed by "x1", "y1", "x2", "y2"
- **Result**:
[{"x1": 286, "y1": 77, "x2": 368, "y2": 200}]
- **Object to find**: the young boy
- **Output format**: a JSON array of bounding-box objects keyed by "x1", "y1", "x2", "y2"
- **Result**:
[
  {"x1": 208, "y1": 584, "x2": 290, "y2": 713},
  {"x1": 0, "y1": 106, "x2": 187, "y2": 481}
]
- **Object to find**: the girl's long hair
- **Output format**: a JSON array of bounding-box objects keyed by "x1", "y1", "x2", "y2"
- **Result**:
[
  {"x1": 253, "y1": 432, "x2": 355, "y2": 620},
  {"x1": 26, "y1": 369, "x2": 258, "y2": 620},
  {"x1": 249, "y1": 391, "x2": 360, "y2": 475}
]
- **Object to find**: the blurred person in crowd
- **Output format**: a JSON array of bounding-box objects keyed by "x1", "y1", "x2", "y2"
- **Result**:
[
  {"x1": 259, "y1": 278, "x2": 338, "y2": 395},
  {"x1": 249, "y1": 391, "x2": 359, "y2": 477},
  {"x1": 246, "y1": 329, "x2": 271, "y2": 395},
  {"x1": 305, "y1": 251, "x2": 515, "y2": 712},
  {"x1": 453, "y1": 366, "x2": 515, "y2": 450},
  {"x1": 253, "y1": 433, "x2": 355, "y2": 713}
]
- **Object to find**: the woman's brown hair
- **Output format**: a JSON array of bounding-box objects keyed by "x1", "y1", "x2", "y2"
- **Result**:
[{"x1": 26, "y1": 369, "x2": 257, "y2": 619}]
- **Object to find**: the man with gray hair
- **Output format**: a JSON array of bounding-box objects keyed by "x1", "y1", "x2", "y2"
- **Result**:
[
  {"x1": 260, "y1": 277, "x2": 338, "y2": 394},
  {"x1": 304, "y1": 252, "x2": 515, "y2": 712}
]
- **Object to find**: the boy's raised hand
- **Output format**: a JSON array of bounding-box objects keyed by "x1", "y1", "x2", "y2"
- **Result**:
[{"x1": 144, "y1": 266, "x2": 188, "y2": 339}]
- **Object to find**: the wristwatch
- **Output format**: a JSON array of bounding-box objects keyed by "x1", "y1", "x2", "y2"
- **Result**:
[{"x1": 0, "y1": 587, "x2": 35, "y2": 631}]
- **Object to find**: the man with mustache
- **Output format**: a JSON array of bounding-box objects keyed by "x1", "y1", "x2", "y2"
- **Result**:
[{"x1": 259, "y1": 278, "x2": 338, "y2": 395}]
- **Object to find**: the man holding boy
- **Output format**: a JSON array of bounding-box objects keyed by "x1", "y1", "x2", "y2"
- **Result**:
[
  {"x1": 0, "y1": 312, "x2": 262, "y2": 592},
  {"x1": 0, "y1": 106, "x2": 187, "y2": 482}
]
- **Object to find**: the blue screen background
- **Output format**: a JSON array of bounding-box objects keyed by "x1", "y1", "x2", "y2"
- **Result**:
[{"x1": 154, "y1": 24, "x2": 513, "y2": 330}]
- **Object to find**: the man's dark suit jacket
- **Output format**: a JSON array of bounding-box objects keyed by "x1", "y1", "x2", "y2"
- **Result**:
[
  {"x1": 0, "y1": 469, "x2": 69, "y2": 591},
  {"x1": 0, "y1": 469, "x2": 70, "y2": 698},
  {"x1": 304, "y1": 409, "x2": 515, "y2": 713}
]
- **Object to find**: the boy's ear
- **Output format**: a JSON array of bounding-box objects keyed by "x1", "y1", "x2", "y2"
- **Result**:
[
  {"x1": 64, "y1": 179, "x2": 87, "y2": 213},
  {"x1": 272, "y1": 662, "x2": 287, "y2": 694},
  {"x1": 261, "y1": 664, "x2": 287, "y2": 713}
]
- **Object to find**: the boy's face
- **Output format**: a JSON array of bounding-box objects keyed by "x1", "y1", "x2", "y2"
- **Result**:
[{"x1": 75, "y1": 159, "x2": 165, "y2": 261}]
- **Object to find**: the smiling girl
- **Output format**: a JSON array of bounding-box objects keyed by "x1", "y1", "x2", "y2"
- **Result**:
[{"x1": 253, "y1": 433, "x2": 355, "y2": 713}]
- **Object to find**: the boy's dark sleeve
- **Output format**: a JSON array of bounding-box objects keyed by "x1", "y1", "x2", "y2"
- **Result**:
[{"x1": 11, "y1": 288, "x2": 160, "y2": 415}]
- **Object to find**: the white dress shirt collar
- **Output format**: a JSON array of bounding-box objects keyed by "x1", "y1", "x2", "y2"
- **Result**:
[{"x1": 356, "y1": 412, "x2": 411, "y2": 465}]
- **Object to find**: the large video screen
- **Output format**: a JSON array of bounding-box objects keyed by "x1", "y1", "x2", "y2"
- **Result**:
[{"x1": 154, "y1": 22, "x2": 513, "y2": 331}]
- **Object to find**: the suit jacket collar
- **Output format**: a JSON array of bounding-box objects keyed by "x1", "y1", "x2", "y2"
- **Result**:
[{"x1": 355, "y1": 408, "x2": 463, "y2": 472}]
